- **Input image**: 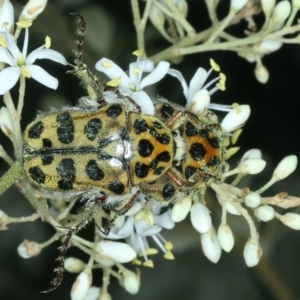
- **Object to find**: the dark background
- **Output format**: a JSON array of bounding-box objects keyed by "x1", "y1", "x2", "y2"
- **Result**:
[{"x1": 1, "y1": 0, "x2": 300, "y2": 299}]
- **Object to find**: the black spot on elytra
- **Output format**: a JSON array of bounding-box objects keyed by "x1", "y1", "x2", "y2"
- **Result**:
[
  {"x1": 138, "y1": 139, "x2": 154, "y2": 157},
  {"x1": 40, "y1": 139, "x2": 54, "y2": 165},
  {"x1": 185, "y1": 166, "x2": 197, "y2": 179},
  {"x1": 206, "y1": 156, "x2": 220, "y2": 168},
  {"x1": 161, "y1": 104, "x2": 174, "y2": 119},
  {"x1": 56, "y1": 158, "x2": 76, "y2": 190},
  {"x1": 198, "y1": 129, "x2": 209, "y2": 139},
  {"x1": 208, "y1": 137, "x2": 220, "y2": 149},
  {"x1": 153, "y1": 120, "x2": 163, "y2": 129},
  {"x1": 42, "y1": 138, "x2": 52, "y2": 148},
  {"x1": 149, "y1": 128, "x2": 170, "y2": 144},
  {"x1": 155, "y1": 151, "x2": 171, "y2": 162},
  {"x1": 29, "y1": 166, "x2": 45, "y2": 184},
  {"x1": 57, "y1": 113, "x2": 74, "y2": 144},
  {"x1": 190, "y1": 143, "x2": 207, "y2": 161},
  {"x1": 108, "y1": 181, "x2": 125, "y2": 194},
  {"x1": 28, "y1": 121, "x2": 44, "y2": 139},
  {"x1": 185, "y1": 122, "x2": 197, "y2": 137},
  {"x1": 162, "y1": 184, "x2": 175, "y2": 200},
  {"x1": 150, "y1": 151, "x2": 171, "y2": 169},
  {"x1": 154, "y1": 166, "x2": 165, "y2": 175},
  {"x1": 135, "y1": 162, "x2": 150, "y2": 178},
  {"x1": 106, "y1": 104, "x2": 122, "y2": 118},
  {"x1": 84, "y1": 118, "x2": 102, "y2": 141},
  {"x1": 86, "y1": 159, "x2": 104, "y2": 181},
  {"x1": 134, "y1": 119, "x2": 148, "y2": 134}
]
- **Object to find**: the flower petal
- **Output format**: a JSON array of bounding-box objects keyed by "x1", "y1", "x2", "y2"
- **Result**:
[
  {"x1": 0, "y1": 46, "x2": 15, "y2": 66},
  {"x1": 221, "y1": 104, "x2": 251, "y2": 132},
  {"x1": 188, "y1": 67, "x2": 208, "y2": 104},
  {"x1": 168, "y1": 68, "x2": 189, "y2": 100},
  {"x1": 131, "y1": 91, "x2": 155, "y2": 115},
  {"x1": 0, "y1": 66, "x2": 20, "y2": 94},
  {"x1": 139, "y1": 61, "x2": 170, "y2": 89},
  {"x1": 26, "y1": 47, "x2": 68, "y2": 65},
  {"x1": 1, "y1": 31, "x2": 20, "y2": 60},
  {"x1": 129, "y1": 60, "x2": 154, "y2": 87},
  {"x1": 27, "y1": 65, "x2": 58, "y2": 89},
  {"x1": 153, "y1": 210, "x2": 174, "y2": 229},
  {"x1": 95, "y1": 58, "x2": 131, "y2": 90}
]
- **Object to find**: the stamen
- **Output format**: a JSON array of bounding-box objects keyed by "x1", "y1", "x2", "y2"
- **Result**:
[
  {"x1": 132, "y1": 49, "x2": 144, "y2": 57},
  {"x1": 106, "y1": 77, "x2": 121, "y2": 87},
  {"x1": 102, "y1": 61, "x2": 112, "y2": 68},
  {"x1": 210, "y1": 58, "x2": 220, "y2": 72},
  {"x1": 45, "y1": 36, "x2": 51, "y2": 49},
  {"x1": 232, "y1": 103, "x2": 241, "y2": 113}
]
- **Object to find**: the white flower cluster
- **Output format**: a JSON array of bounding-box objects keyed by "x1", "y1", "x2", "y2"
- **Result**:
[{"x1": 1, "y1": 1, "x2": 300, "y2": 299}]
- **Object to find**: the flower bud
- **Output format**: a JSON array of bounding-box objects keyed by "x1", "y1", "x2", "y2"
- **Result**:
[
  {"x1": 279, "y1": 213, "x2": 300, "y2": 230},
  {"x1": 217, "y1": 223, "x2": 234, "y2": 252},
  {"x1": 0, "y1": 0, "x2": 14, "y2": 33},
  {"x1": 254, "y1": 40, "x2": 282, "y2": 54},
  {"x1": 19, "y1": 0, "x2": 47, "y2": 21},
  {"x1": 261, "y1": 0, "x2": 276, "y2": 17},
  {"x1": 96, "y1": 240, "x2": 136, "y2": 263},
  {"x1": 71, "y1": 270, "x2": 92, "y2": 300},
  {"x1": 272, "y1": 155, "x2": 297, "y2": 181},
  {"x1": 0, "y1": 107, "x2": 14, "y2": 135},
  {"x1": 293, "y1": 0, "x2": 300, "y2": 8},
  {"x1": 216, "y1": 194, "x2": 241, "y2": 215},
  {"x1": 189, "y1": 89, "x2": 210, "y2": 115},
  {"x1": 64, "y1": 257, "x2": 86, "y2": 273},
  {"x1": 84, "y1": 287, "x2": 100, "y2": 300},
  {"x1": 245, "y1": 192, "x2": 261, "y2": 208},
  {"x1": 243, "y1": 238, "x2": 262, "y2": 267},
  {"x1": 271, "y1": 1, "x2": 291, "y2": 25},
  {"x1": 241, "y1": 149, "x2": 262, "y2": 161},
  {"x1": 221, "y1": 105, "x2": 251, "y2": 132},
  {"x1": 230, "y1": 0, "x2": 248, "y2": 11},
  {"x1": 171, "y1": 196, "x2": 192, "y2": 222},
  {"x1": 254, "y1": 60, "x2": 269, "y2": 84},
  {"x1": 190, "y1": 202, "x2": 212, "y2": 234},
  {"x1": 238, "y1": 158, "x2": 266, "y2": 174},
  {"x1": 149, "y1": 5, "x2": 165, "y2": 30},
  {"x1": 200, "y1": 227, "x2": 221, "y2": 263},
  {"x1": 255, "y1": 205, "x2": 275, "y2": 222},
  {"x1": 17, "y1": 239, "x2": 41, "y2": 258},
  {"x1": 122, "y1": 270, "x2": 140, "y2": 294},
  {"x1": 175, "y1": 0, "x2": 188, "y2": 17}
]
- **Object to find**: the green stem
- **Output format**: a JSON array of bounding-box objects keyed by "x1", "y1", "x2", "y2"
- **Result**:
[{"x1": 0, "y1": 160, "x2": 23, "y2": 197}]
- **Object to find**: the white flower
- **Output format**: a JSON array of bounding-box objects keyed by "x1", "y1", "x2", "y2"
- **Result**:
[
  {"x1": 272, "y1": 155, "x2": 298, "y2": 181},
  {"x1": 217, "y1": 223, "x2": 234, "y2": 252},
  {"x1": 96, "y1": 240, "x2": 137, "y2": 263},
  {"x1": 200, "y1": 227, "x2": 222, "y2": 263},
  {"x1": 0, "y1": 0, "x2": 14, "y2": 33},
  {"x1": 168, "y1": 59, "x2": 228, "y2": 114},
  {"x1": 19, "y1": 0, "x2": 47, "y2": 21},
  {"x1": 71, "y1": 270, "x2": 92, "y2": 300},
  {"x1": 278, "y1": 213, "x2": 300, "y2": 230},
  {"x1": 0, "y1": 28, "x2": 67, "y2": 95},
  {"x1": 221, "y1": 104, "x2": 251, "y2": 132},
  {"x1": 122, "y1": 270, "x2": 140, "y2": 294},
  {"x1": 103, "y1": 207, "x2": 174, "y2": 262},
  {"x1": 190, "y1": 202, "x2": 212, "y2": 234},
  {"x1": 95, "y1": 55, "x2": 170, "y2": 115},
  {"x1": 243, "y1": 238, "x2": 262, "y2": 267},
  {"x1": 17, "y1": 239, "x2": 41, "y2": 258}
]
